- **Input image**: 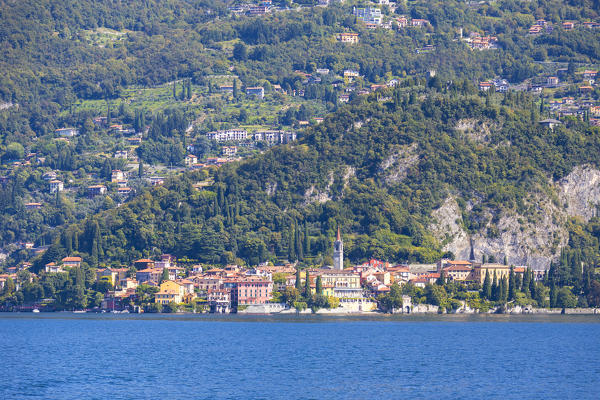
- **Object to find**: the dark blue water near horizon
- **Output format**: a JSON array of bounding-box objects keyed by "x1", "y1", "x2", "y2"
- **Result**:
[{"x1": 0, "y1": 313, "x2": 599, "y2": 399}]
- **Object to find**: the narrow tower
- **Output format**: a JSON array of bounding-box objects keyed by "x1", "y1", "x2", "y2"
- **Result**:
[{"x1": 333, "y1": 227, "x2": 344, "y2": 270}]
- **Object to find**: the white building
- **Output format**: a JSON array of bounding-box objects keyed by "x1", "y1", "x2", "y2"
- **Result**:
[
  {"x1": 55, "y1": 128, "x2": 79, "y2": 137},
  {"x1": 49, "y1": 180, "x2": 64, "y2": 193},
  {"x1": 206, "y1": 129, "x2": 248, "y2": 142}
]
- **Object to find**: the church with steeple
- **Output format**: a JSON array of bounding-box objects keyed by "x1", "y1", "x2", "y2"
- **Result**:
[{"x1": 333, "y1": 227, "x2": 344, "y2": 270}]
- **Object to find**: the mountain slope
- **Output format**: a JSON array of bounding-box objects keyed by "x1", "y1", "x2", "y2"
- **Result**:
[{"x1": 31, "y1": 86, "x2": 600, "y2": 270}]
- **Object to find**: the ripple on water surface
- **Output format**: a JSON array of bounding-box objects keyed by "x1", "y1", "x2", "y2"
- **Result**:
[{"x1": 0, "y1": 313, "x2": 598, "y2": 399}]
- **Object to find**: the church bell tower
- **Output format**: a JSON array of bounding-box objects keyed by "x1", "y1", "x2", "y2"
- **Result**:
[{"x1": 333, "y1": 227, "x2": 344, "y2": 270}]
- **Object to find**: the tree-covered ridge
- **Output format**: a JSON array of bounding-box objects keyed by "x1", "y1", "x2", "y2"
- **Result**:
[
  {"x1": 2, "y1": 0, "x2": 600, "y2": 140},
  {"x1": 26, "y1": 84, "x2": 600, "y2": 272},
  {"x1": 0, "y1": 0, "x2": 599, "y2": 270}
]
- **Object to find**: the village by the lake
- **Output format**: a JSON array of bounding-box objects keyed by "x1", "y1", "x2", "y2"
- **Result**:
[{"x1": 2, "y1": 229, "x2": 598, "y2": 315}]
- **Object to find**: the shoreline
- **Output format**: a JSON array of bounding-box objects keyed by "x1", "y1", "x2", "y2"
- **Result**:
[{"x1": 1, "y1": 311, "x2": 599, "y2": 323}]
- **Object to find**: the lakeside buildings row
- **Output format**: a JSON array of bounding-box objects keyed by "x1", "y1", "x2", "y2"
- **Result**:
[{"x1": 1, "y1": 232, "x2": 543, "y2": 313}]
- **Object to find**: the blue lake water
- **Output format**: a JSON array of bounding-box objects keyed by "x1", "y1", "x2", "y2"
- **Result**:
[{"x1": 0, "y1": 313, "x2": 599, "y2": 399}]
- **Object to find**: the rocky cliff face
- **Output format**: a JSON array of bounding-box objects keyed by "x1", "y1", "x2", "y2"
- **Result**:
[
  {"x1": 428, "y1": 196, "x2": 565, "y2": 270},
  {"x1": 557, "y1": 164, "x2": 600, "y2": 222},
  {"x1": 428, "y1": 165, "x2": 600, "y2": 269}
]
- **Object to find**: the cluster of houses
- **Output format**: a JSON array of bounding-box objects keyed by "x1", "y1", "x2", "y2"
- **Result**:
[
  {"x1": 228, "y1": 1, "x2": 276, "y2": 16},
  {"x1": 34, "y1": 167, "x2": 133, "y2": 202},
  {"x1": 548, "y1": 92, "x2": 600, "y2": 126},
  {"x1": 350, "y1": 4, "x2": 430, "y2": 31},
  {"x1": 478, "y1": 68, "x2": 600, "y2": 127},
  {"x1": 8, "y1": 249, "x2": 543, "y2": 314},
  {"x1": 228, "y1": 0, "x2": 342, "y2": 17},
  {"x1": 394, "y1": 16, "x2": 430, "y2": 29},
  {"x1": 529, "y1": 19, "x2": 600, "y2": 35},
  {"x1": 0, "y1": 227, "x2": 551, "y2": 314},
  {"x1": 203, "y1": 129, "x2": 297, "y2": 146},
  {"x1": 463, "y1": 32, "x2": 499, "y2": 50}
]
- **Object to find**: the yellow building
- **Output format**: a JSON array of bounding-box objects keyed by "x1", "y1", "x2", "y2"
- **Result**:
[
  {"x1": 155, "y1": 280, "x2": 184, "y2": 305},
  {"x1": 337, "y1": 32, "x2": 359, "y2": 44},
  {"x1": 319, "y1": 270, "x2": 363, "y2": 299},
  {"x1": 442, "y1": 265, "x2": 472, "y2": 281},
  {"x1": 309, "y1": 284, "x2": 335, "y2": 297},
  {"x1": 470, "y1": 263, "x2": 511, "y2": 284},
  {"x1": 319, "y1": 270, "x2": 361, "y2": 288}
]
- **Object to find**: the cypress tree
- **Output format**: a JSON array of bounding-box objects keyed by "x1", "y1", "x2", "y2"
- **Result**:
[
  {"x1": 491, "y1": 271, "x2": 498, "y2": 301},
  {"x1": 161, "y1": 268, "x2": 169, "y2": 283},
  {"x1": 501, "y1": 276, "x2": 508, "y2": 302},
  {"x1": 304, "y1": 270, "x2": 311, "y2": 298},
  {"x1": 550, "y1": 283, "x2": 558, "y2": 308},
  {"x1": 316, "y1": 275, "x2": 323, "y2": 295},
  {"x1": 522, "y1": 267, "x2": 531, "y2": 296},
  {"x1": 295, "y1": 268, "x2": 301, "y2": 290},
  {"x1": 91, "y1": 231, "x2": 99, "y2": 268},
  {"x1": 497, "y1": 276, "x2": 504, "y2": 302},
  {"x1": 508, "y1": 266, "x2": 516, "y2": 300},
  {"x1": 584, "y1": 267, "x2": 591, "y2": 294},
  {"x1": 138, "y1": 161, "x2": 144, "y2": 178},
  {"x1": 482, "y1": 254, "x2": 487, "y2": 264},
  {"x1": 303, "y1": 223, "x2": 310, "y2": 255},
  {"x1": 107, "y1": 100, "x2": 111, "y2": 125},
  {"x1": 529, "y1": 271, "x2": 536, "y2": 299},
  {"x1": 571, "y1": 250, "x2": 582, "y2": 286},
  {"x1": 295, "y1": 222, "x2": 303, "y2": 261},
  {"x1": 65, "y1": 231, "x2": 73, "y2": 254},
  {"x1": 94, "y1": 221, "x2": 103, "y2": 259},
  {"x1": 140, "y1": 110, "x2": 145, "y2": 131},
  {"x1": 483, "y1": 269, "x2": 491, "y2": 299},
  {"x1": 288, "y1": 229, "x2": 296, "y2": 261},
  {"x1": 437, "y1": 270, "x2": 446, "y2": 286}
]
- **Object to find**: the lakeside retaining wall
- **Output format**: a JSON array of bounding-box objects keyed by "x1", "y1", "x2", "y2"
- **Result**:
[
  {"x1": 237, "y1": 302, "x2": 600, "y2": 315},
  {"x1": 238, "y1": 300, "x2": 378, "y2": 314}
]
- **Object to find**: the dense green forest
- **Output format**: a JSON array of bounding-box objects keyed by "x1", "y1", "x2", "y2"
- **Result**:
[
  {"x1": 2, "y1": 0, "x2": 599, "y2": 140},
  {"x1": 0, "y1": 0, "x2": 600, "y2": 271},
  {"x1": 26, "y1": 85, "x2": 600, "y2": 269}
]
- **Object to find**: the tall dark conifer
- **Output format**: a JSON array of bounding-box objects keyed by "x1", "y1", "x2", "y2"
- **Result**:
[
  {"x1": 304, "y1": 270, "x2": 311, "y2": 298},
  {"x1": 483, "y1": 270, "x2": 491, "y2": 299},
  {"x1": 508, "y1": 266, "x2": 516, "y2": 300},
  {"x1": 295, "y1": 268, "x2": 301, "y2": 290}
]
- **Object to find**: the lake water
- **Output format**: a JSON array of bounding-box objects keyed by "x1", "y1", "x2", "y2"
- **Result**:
[{"x1": 0, "y1": 313, "x2": 599, "y2": 399}]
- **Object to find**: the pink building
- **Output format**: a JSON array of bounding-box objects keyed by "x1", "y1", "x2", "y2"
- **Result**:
[{"x1": 231, "y1": 278, "x2": 273, "y2": 306}]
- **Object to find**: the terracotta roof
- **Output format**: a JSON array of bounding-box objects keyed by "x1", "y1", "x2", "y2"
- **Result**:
[
  {"x1": 447, "y1": 260, "x2": 472, "y2": 265},
  {"x1": 443, "y1": 265, "x2": 472, "y2": 271},
  {"x1": 62, "y1": 257, "x2": 82, "y2": 262},
  {"x1": 137, "y1": 268, "x2": 161, "y2": 273}
]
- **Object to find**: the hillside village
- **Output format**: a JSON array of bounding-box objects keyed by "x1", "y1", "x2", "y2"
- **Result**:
[
  {"x1": 2, "y1": 230, "x2": 597, "y2": 314},
  {"x1": 1, "y1": 0, "x2": 600, "y2": 314}
]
